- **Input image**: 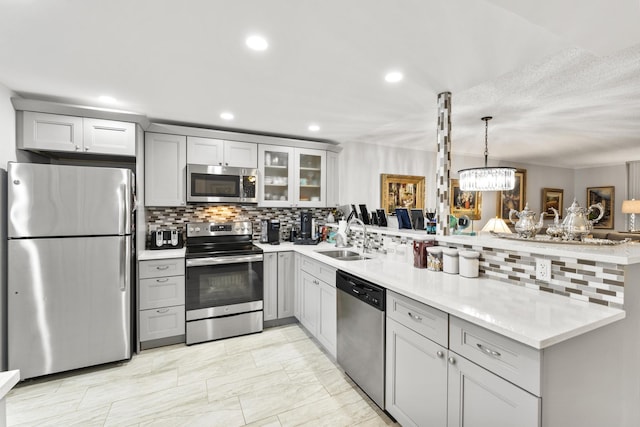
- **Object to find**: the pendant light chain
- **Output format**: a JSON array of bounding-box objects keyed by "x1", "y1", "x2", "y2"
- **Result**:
[{"x1": 482, "y1": 116, "x2": 492, "y2": 168}]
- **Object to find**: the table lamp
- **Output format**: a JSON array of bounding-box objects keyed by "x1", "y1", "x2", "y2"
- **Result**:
[
  {"x1": 622, "y1": 199, "x2": 640, "y2": 232},
  {"x1": 481, "y1": 217, "x2": 512, "y2": 234}
]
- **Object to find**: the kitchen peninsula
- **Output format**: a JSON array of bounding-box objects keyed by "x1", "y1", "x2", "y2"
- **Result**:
[{"x1": 255, "y1": 233, "x2": 639, "y2": 427}]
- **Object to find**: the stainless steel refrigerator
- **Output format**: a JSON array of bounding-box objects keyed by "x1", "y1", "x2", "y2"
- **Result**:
[{"x1": 7, "y1": 162, "x2": 134, "y2": 379}]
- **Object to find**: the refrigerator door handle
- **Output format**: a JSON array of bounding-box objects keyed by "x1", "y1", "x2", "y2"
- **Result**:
[{"x1": 120, "y1": 237, "x2": 130, "y2": 292}]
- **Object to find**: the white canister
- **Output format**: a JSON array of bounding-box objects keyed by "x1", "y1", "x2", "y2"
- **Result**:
[
  {"x1": 426, "y1": 246, "x2": 443, "y2": 271},
  {"x1": 459, "y1": 250, "x2": 480, "y2": 278},
  {"x1": 442, "y1": 247, "x2": 459, "y2": 274}
]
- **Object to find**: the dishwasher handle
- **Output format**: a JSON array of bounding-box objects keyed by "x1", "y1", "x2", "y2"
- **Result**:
[{"x1": 336, "y1": 270, "x2": 386, "y2": 311}]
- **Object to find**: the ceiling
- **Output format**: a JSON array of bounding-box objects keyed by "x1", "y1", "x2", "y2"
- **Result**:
[{"x1": 0, "y1": 0, "x2": 639, "y2": 168}]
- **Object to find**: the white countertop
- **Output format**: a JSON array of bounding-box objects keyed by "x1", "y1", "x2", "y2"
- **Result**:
[
  {"x1": 138, "y1": 248, "x2": 186, "y2": 261},
  {"x1": 0, "y1": 370, "x2": 19, "y2": 399},
  {"x1": 438, "y1": 234, "x2": 640, "y2": 265},
  {"x1": 255, "y1": 242, "x2": 625, "y2": 350}
]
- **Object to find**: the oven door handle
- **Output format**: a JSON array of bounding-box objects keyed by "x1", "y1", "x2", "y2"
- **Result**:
[{"x1": 186, "y1": 254, "x2": 264, "y2": 267}]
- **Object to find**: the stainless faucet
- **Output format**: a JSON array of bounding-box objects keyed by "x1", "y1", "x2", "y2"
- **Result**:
[{"x1": 346, "y1": 217, "x2": 372, "y2": 253}]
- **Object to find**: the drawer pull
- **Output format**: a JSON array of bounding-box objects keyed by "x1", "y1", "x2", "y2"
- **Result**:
[
  {"x1": 314, "y1": 280, "x2": 320, "y2": 285},
  {"x1": 156, "y1": 278, "x2": 169, "y2": 283},
  {"x1": 448, "y1": 356, "x2": 456, "y2": 365},
  {"x1": 156, "y1": 308, "x2": 170, "y2": 314},
  {"x1": 408, "y1": 312, "x2": 423, "y2": 322},
  {"x1": 477, "y1": 343, "x2": 501, "y2": 358},
  {"x1": 436, "y1": 351, "x2": 444, "y2": 358},
  {"x1": 155, "y1": 265, "x2": 170, "y2": 270}
]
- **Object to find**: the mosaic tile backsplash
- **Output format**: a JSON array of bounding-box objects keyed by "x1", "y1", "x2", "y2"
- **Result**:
[
  {"x1": 441, "y1": 242, "x2": 625, "y2": 309},
  {"x1": 146, "y1": 205, "x2": 334, "y2": 242}
]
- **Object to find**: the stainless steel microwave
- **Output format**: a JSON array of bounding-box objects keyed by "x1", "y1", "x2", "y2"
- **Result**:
[{"x1": 187, "y1": 164, "x2": 258, "y2": 204}]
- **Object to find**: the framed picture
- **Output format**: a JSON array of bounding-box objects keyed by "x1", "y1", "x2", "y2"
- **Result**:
[
  {"x1": 381, "y1": 174, "x2": 425, "y2": 214},
  {"x1": 587, "y1": 186, "x2": 615, "y2": 229},
  {"x1": 541, "y1": 188, "x2": 564, "y2": 219},
  {"x1": 449, "y1": 179, "x2": 482, "y2": 220},
  {"x1": 496, "y1": 169, "x2": 527, "y2": 219}
]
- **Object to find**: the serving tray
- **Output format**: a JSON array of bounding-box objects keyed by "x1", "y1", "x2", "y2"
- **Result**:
[{"x1": 490, "y1": 232, "x2": 631, "y2": 246}]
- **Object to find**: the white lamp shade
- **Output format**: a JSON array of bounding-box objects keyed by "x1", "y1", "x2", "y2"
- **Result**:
[
  {"x1": 622, "y1": 199, "x2": 640, "y2": 214},
  {"x1": 481, "y1": 217, "x2": 512, "y2": 233}
]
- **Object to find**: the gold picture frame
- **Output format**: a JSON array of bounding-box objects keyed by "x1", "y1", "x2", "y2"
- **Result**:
[
  {"x1": 542, "y1": 188, "x2": 564, "y2": 219},
  {"x1": 496, "y1": 169, "x2": 527, "y2": 219},
  {"x1": 380, "y1": 174, "x2": 425, "y2": 214},
  {"x1": 449, "y1": 179, "x2": 482, "y2": 220},
  {"x1": 587, "y1": 186, "x2": 615, "y2": 229}
]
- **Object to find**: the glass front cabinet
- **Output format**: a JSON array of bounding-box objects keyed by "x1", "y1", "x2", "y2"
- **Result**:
[{"x1": 258, "y1": 145, "x2": 326, "y2": 207}]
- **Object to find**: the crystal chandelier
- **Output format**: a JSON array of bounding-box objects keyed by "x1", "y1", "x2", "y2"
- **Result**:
[{"x1": 458, "y1": 116, "x2": 515, "y2": 191}]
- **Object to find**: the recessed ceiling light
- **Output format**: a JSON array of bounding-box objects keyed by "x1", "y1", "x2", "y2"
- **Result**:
[
  {"x1": 384, "y1": 71, "x2": 404, "y2": 83},
  {"x1": 308, "y1": 124, "x2": 320, "y2": 132},
  {"x1": 220, "y1": 112, "x2": 235, "y2": 121},
  {"x1": 98, "y1": 95, "x2": 117, "y2": 104},
  {"x1": 246, "y1": 35, "x2": 268, "y2": 51}
]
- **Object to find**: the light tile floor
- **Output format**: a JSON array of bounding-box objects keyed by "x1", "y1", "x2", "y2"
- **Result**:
[{"x1": 6, "y1": 324, "x2": 399, "y2": 426}]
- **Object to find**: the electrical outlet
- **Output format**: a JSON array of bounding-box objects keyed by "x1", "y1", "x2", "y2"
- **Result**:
[{"x1": 536, "y1": 258, "x2": 552, "y2": 282}]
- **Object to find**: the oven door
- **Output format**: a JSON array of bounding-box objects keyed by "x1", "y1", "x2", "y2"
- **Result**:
[
  {"x1": 185, "y1": 254, "x2": 263, "y2": 321},
  {"x1": 187, "y1": 164, "x2": 257, "y2": 203}
]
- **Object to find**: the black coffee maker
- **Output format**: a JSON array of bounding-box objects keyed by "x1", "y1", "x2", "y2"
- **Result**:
[
  {"x1": 260, "y1": 219, "x2": 281, "y2": 244},
  {"x1": 300, "y1": 211, "x2": 313, "y2": 239},
  {"x1": 294, "y1": 211, "x2": 318, "y2": 245}
]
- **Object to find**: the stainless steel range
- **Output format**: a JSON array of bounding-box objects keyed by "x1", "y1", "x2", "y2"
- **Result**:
[{"x1": 185, "y1": 221, "x2": 264, "y2": 345}]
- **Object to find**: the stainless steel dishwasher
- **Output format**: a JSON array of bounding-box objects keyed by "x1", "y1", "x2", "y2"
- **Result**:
[{"x1": 336, "y1": 270, "x2": 386, "y2": 409}]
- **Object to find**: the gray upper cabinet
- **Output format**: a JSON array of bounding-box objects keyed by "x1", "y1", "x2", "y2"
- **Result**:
[
  {"x1": 18, "y1": 111, "x2": 135, "y2": 156},
  {"x1": 326, "y1": 151, "x2": 339, "y2": 207},
  {"x1": 82, "y1": 118, "x2": 135, "y2": 156},
  {"x1": 186, "y1": 136, "x2": 257, "y2": 168},
  {"x1": 145, "y1": 132, "x2": 187, "y2": 206}
]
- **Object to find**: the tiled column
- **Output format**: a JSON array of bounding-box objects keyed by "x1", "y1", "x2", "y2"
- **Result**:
[{"x1": 436, "y1": 91, "x2": 452, "y2": 235}]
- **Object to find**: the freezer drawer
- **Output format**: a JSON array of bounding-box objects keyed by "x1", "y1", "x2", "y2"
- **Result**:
[
  {"x1": 8, "y1": 236, "x2": 132, "y2": 379},
  {"x1": 8, "y1": 162, "x2": 133, "y2": 238}
]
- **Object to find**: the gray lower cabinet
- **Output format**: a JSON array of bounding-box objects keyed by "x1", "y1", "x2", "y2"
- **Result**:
[
  {"x1": 277, "y1": 252, "x2": 295, "y2": 318},
  {"x1": 386, "y1": 290, "x2": 540, "y2": 427},
  {"x1": 138, "y1": 258, "x2": 186, "y2": 349},
  {"x1": 447, "y1": 351, "x2": 540, "y2": 427},
  {"x1": 264, "y1": 251, "x2": 296, "y2": 322},
  {"x1": 298, "y1": 255, "x2": 337, "y2": 357},
  {"x1": 386, "y1": 317, "x2": 448, "y2": 427}
]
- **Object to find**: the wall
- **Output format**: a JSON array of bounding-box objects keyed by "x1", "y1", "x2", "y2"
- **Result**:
[
  {"x1": 340, "y1": 140, "x2": 579, "y2": 231},
  {"x1": 0, "y1": 81, "x2": 17, "y2": 371},
  {"x1": 339, "y1": 141, "x2": 438, "y2": 211}
]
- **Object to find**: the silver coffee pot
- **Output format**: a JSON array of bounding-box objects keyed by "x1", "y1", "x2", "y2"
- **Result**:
[
  {"x1": 509, "y1": 203, "x2": 546, "y2": 239},
  {"x1": 561, "y1": 199, "x2": 604, "y2": 241}
]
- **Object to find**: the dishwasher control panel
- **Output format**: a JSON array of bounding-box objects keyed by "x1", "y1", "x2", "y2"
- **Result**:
[{"x1": 336, "y1": 270, "x2": 385, "y2": 310}]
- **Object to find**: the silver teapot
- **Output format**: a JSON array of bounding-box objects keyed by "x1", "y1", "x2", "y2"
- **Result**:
[
  {"x1": 509, "y1": 203, "x2": 546, "y2": 238},
  {"x1": 545, "y1": 207, "x2": 564, "y2": 239},
  {"x1": 561, "y1": 199, "x2": 604, "y2": 241}
]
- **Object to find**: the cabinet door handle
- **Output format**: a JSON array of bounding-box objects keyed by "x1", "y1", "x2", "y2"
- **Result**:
[
  {"x1": 436, "y1": 351, "x2": 444, "y2": 358},
  {"x1": 448, "y1": 356, "x2": 456, "y2": 365},
  {"x1": 156, "y1": 278, "x2": 169, "y2": 283},
  {"x1": 84, "y1": 147, "x2": 89, "y2": 151},
  {"x1": 75, "y1": 145, "x2": 80, "y2": 151},
  {"x1": 156, "y1": 265, "x2": 170, "y2": 270},
  {"x1": 156, "y1": 308, "x2": 169, "y2": 314},
  {"x1": 408, "y1": 312, "x2": 423, "y2": 322},
  {"x1": 477, "y1": 343, "x2": 501, "y2": 358},
  {"x1": 313, "y1": 280, "x2": 320, "y2": 285}
]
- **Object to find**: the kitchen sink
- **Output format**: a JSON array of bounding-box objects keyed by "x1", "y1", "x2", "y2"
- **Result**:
[{"x1": 316, "y1": 249, "x2": 371, "y2": 261}]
